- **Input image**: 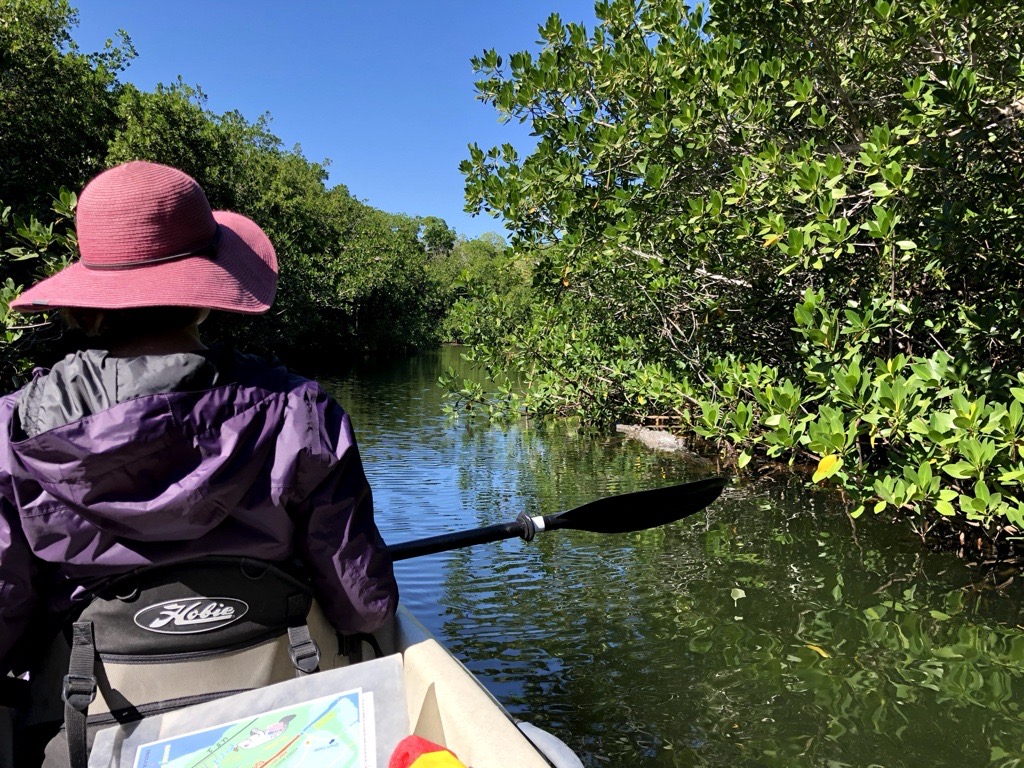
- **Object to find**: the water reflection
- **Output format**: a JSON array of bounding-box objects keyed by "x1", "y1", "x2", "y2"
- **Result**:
[{"x1": 321, "y1": 348, "x2": 1024, "y2": 767}]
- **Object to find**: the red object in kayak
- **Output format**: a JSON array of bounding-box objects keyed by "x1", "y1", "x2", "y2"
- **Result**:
[{"x1": 389, "y1": 735, "x2": 468, "y2": 768}]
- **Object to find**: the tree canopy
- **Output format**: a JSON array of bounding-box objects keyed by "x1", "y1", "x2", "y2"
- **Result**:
[{"x1": 0, "y1": 0, "x2": 130, "y2": 210}]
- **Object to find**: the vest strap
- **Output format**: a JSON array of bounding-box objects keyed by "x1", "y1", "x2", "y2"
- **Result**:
[
  {"x1": 286, "y1": 594, "x2": 320, "y2": 675},
  {"x1": 287, "y1": 625, "x2": 321, "y2": 675},
  {"x1": 63, "y1": 621, "x2": 98, "y2": 768}
]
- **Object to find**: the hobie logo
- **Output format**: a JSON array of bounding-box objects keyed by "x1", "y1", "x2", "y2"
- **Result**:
[{"x1": 134, "y1": 597, "x2": 248, "y2": 634}]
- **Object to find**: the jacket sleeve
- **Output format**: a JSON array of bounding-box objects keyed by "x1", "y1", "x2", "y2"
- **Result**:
[
  {"x1": 0, "y1": 396, "x2": 38, "y2": 671},
  {"x1": 289, "y1": 384, "x2": 398, "y2": 635}
]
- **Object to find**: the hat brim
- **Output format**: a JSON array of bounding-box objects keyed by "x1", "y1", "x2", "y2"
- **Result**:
[{"x1": 10, "y1": 211, "x2": 278, "y2": 315}]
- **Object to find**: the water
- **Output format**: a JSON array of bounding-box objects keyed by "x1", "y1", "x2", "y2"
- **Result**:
[{"x1": 320, "y1": 348, "x2": 1024, "y2": 768}]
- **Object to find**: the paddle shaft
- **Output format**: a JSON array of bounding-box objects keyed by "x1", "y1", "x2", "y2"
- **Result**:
[{"x1": 389, "y1": 519, "x2": 532, "y2": 561}]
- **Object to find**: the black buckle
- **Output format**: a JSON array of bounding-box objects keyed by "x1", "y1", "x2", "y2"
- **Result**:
[
  {"x1": 61, "y1": 674, "x2": 97, "y2": 711},
  {"x1": 289, "y1": 640, "x2": 321, "y2": 674}
]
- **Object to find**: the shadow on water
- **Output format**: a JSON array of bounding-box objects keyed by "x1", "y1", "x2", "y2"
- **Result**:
[{"x1": 320, "y1": 348, "x2": 1024, "y2": 768}]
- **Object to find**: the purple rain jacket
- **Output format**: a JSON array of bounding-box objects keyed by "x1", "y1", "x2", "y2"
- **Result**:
[{"x1": 0, "y1": 347, "x2": 398, "y2": 669}]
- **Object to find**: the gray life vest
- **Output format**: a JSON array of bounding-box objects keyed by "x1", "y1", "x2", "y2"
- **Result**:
[{"x1": 10, "y1": 557, "x2": 364, "y2": 768}]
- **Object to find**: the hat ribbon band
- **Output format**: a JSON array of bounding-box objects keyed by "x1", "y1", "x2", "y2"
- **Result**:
[{"x1": 80, "y1": 227, "x2": 221, "y2": 271}]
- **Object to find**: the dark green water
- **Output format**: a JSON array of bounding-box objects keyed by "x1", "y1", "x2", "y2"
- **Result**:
[{"x1": 321, "y1": 348, "x2": 1024, "y2": 768}]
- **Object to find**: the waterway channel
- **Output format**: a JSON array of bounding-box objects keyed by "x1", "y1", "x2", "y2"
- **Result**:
[{"x1": 320, "y1": 347, "x2": 1024, "y2": 768}]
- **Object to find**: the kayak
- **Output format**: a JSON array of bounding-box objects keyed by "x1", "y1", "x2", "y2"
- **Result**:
[
  {"x1": 370, "y1": 605, "x2": 583, "y2": 768},
  {"x1": 3, "y1": 605, "x2": 582, "y2": 768},
  {"x1": 65, "y1": 602, "x2": 583, "y2": 768}
]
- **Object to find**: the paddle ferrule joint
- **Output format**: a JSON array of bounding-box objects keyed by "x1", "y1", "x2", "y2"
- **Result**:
[{"x1": 516, "y1": 512, "x2": 540, "y2": 542}]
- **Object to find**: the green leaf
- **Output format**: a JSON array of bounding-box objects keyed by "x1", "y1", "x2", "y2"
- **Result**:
[{"x1": 942, "y1": 462, "x2": 977, "y2": 479}]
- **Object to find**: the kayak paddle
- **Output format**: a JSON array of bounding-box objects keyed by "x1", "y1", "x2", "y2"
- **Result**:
[{"x1": 388, "y1": 475, "x2": 729, "y2": 561}]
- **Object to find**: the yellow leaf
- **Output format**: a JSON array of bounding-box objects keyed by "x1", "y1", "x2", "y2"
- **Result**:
[
  {"x1": 762, "y1": 233, "x2": 783, "y2": 248},
  {"x1": 812, "y1": 454, "x2": 842, "y2": 483},
  {"x1": 806, "y1": 644, "x2": 831, "y2": 658}
]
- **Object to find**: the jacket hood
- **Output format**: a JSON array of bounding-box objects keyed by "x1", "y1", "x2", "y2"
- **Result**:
[{"x1": 9, "y1": 347, "x2": 292, "y2": 541}]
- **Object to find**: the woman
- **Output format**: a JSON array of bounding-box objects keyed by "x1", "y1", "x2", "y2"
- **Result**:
[{"x1": 0, "y1": 161, "x2": 398, "y2": 762}]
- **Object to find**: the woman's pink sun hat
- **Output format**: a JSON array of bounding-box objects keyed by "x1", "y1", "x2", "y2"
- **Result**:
[{"x1": 10, "y1": 161, "x2": 277, "y2": 314}]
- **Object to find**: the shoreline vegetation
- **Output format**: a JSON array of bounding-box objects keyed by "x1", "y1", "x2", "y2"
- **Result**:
[{"x1": 441, "y1": 0, "x2": 1024, "y2": 565}]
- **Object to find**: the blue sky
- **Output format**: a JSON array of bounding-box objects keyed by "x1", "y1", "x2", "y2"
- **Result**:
[{"x1": 71, "y1": 1, "x2": 601, "y2": 240}]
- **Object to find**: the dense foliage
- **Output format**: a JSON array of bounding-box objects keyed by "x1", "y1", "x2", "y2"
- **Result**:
[
  {"x1": 0, "y1": 0, "x2": 129, "y2": 211},
  {"x1": 453, "y1": 0, "x2": 1024, "y2": 543},
  {"x1": 0, "y1": 0, "x2": 494, "y2": 385}
]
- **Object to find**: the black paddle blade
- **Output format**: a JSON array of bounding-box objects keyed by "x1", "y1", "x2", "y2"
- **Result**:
[{"x1": 544, "y1": 476, "x2": 729, "y2": 534}]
